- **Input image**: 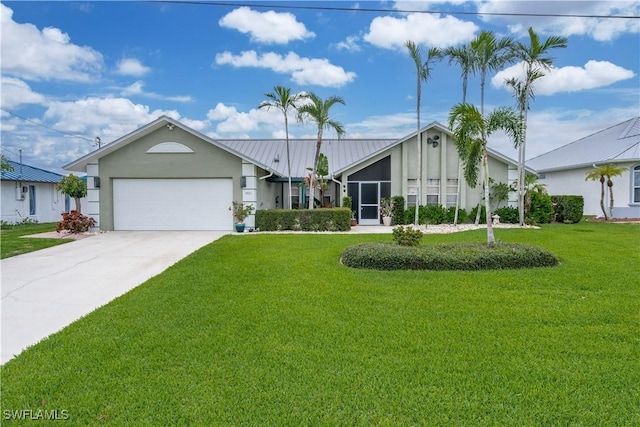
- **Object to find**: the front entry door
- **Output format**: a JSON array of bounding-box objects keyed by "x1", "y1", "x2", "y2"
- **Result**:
[{"x1": 359, "y1": 182, "x2": 380, "y2": 225}]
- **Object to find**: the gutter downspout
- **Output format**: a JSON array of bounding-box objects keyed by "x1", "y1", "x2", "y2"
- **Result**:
[{"x1": 331, "y1": 175, "x2": 344, "y2": 206}]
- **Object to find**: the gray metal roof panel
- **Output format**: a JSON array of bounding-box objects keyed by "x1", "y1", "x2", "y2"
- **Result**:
[
  {"x1": 528, "y1": 117, "x2": 640, "y2": 172},
  {"x1": 1, "y1": 161, "x2": 63, "y2": 183}
]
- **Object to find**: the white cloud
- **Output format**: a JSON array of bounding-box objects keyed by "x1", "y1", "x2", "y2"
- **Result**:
[
  {"x1": 0, "y1": 3, "x2": 103, "y2": 82},
  {"x1": 0, "y1": 77, "x2": 46, "y2": 109},
  {"x1": 334, "y1": 35, "x2": 362, "y2": 52},
  {"x1": 206, "y1": 102, "x2": 285, "y2": 137},
  {"x1": 120, "y1": 81, "x2": 193, "y2": 102},
  {"x1": 363, "y1": 12, "x2": 478, "y2": 49},
  {"x1": 215, "y1": 50, "x2": 356, "y2": 87},
  {"x1": 492, "y1": 60, "x2": 636, "y2": 95},
  {"x1": 478, "y1": 0, "x2": 639, "y2": 42},
  {"x1": 116, "y1": 58, "x2": 151, "y2": 77},
  {"x1": 219, "y1": 7, "x2": 315, "y2": 44}
]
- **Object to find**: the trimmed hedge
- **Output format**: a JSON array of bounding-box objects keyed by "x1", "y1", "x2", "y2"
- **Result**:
[
  {"x1": 551, "y1": 195, "x2": 584, "y2": 223},
  {"x1": 494, "y1": 206, "x2": 519, "y2": 224},
  {"x1": 255, "y1": 208, "x2": 351, "y2": 231},
  {"x1": 341, "y1": 242, "x2": 559, "y2": 271}
]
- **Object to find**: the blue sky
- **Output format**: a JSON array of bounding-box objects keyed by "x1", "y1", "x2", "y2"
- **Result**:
[{"x1": 1, "y1": 1, "x2": 638, "y2": 174}]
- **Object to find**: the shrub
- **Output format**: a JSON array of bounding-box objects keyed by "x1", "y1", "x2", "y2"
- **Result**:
[
  {"x1": 342, "y1": 196, "x2": 352, "y2": 210},
  {"x1": 423, "y1": 205, "x2": 447, "y2": 224},
  {"x1": 445, "y1": 206, "x2": 467, "y2": 224},
  {"x1": 255, "y1": 208, "x2": 350, "y2": 231},
  {"x1": 391, "y1": 195, "x2": 406, "y2": 225},
  {"x1": 551, "y1": 195, "x2": 584, "y2": 223},
  {"x1": 468, "y1": 205, "x2": 487, "y2": 224},
  {"x1": 341, "y1": 242, "x2": 559, "y2": 271},
  {"x1": 528, "y1": 192, "x2": 554, "y2": 224},
  {"x1": 56, "y1": 211, "x2": 96, "y2": 234},
  {"x1": 391, "y1": 226, "x2": 423, "y2": 246},
  {"x1": 494, "y1": 206, "x2": 519, "y2": 224}
]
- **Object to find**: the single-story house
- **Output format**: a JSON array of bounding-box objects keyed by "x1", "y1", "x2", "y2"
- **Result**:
[
  {"x1": 528, "y1": 117, "x2": 640, "y2": 218},
  {"x1": 64, "y1": 116, "x2": 523, "y2": 231},
  {"x1": 1, "y1": 160, "x2": 68, "y2": 224}
]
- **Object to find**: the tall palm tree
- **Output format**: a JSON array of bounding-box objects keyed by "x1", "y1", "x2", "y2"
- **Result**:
[
  {"x1": 444, "y1": 43, "x2": 475, "y2": 226},
  {"x1": 507, "y1": 27, "x2": 568, "y2": 226},
  {"x1": 585, "y1": 164, "x2": 626, "y2": 220},
  {"x1": 468, "y1": 30, "x2": 515, "y2": 225},
  {"x1": 449, "y1": 103, "x2": 520, "y2": 245},
  {"x1": 259, "y1": 86, "x2": 308, "y2": 209},
  {"x1": 405, "y1": 40, "x2": 442, "y2": 225},
  {"x1": 296, "y1": 92, "x2": 345, "y2": 210}
]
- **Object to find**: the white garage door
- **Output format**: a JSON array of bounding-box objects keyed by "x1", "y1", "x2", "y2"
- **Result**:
[{"x1": 113, "y1": 179, "x2": 233, "y2": 230}]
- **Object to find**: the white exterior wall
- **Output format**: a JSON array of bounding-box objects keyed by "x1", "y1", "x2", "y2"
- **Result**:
[
  {"x1": 85, "y1": 163, "x2": 100, "y2": 229},
  {"x1": 242, "y1": 162, "x2": 257, "y2": 228},
  {"x1": 539, "y1": 163, "x2": 639, "y2": 218},
  {"x1": 0, "y1": 181, "x2": 66, "y2": 224}
]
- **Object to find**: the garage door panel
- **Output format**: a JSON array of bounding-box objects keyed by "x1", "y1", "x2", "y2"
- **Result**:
[{"x1": 113, "y1": 179, "x2": 233, "y2": 230}]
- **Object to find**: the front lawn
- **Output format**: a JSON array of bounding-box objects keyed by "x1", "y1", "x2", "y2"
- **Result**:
[
  {"x1": 1, "y1": 223, "x2": 638, "y2": 425},
  {"x1": 0, "y1": 223, "x2": 71, "y2": 259}
]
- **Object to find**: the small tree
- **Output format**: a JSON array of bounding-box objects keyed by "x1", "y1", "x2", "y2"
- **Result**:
[
  {"x1": 585, "y1": 164, "x2": 626, "y2": 220},
  {"x1": 1, "y1": 155, "x2": 14, "y2": 172},
  {"x1": 57, "y1": 174, "x2": 87, "y2": 213}
]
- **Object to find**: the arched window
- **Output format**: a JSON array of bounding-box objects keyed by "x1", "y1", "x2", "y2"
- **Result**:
[{"x1": 634, "y1": 165, "x2": 640, "y2": 204}]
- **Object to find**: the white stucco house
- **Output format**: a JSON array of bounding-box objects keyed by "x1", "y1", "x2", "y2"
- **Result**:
[
  {"x1": 63, "y1": 116, "x2": 522, "y2": 231},
  {"x1": 1, "y1": 160, "x2": 68, "y2": 224},
  {"x1": 528, "y1": 117, "x2": 640, "y2": 219}
]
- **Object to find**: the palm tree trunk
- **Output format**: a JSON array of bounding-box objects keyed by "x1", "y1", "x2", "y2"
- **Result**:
[
  {"x1": 309, "y1": 127, "x2": 323, "y2": 210},
  {"x1": 599, "y1": 179, "x2": 607, "y2": 220},
  {"x1": 608, "y1": 179, "x2": 614, "y2": 218},
  {"x1": 414, "y1": 80, "x2": 422, "y2": 226},
  {"x1": 285, "y1": 115, "x2": 292, "y2": 209},
  {"x1": 482, "y1": 148, "x2": 495, "y2": 244}
]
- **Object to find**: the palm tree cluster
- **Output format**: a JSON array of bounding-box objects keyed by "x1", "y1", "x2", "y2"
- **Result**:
[
  {"x1": 259, "y1": 26, "x2": 567, "y2": 244},
  {"x1": 259, "y1": 87, "x2": 344, "y2": 210},
  {"x1": 406, "y1": 28, "x2": 566, "y2": 244}
]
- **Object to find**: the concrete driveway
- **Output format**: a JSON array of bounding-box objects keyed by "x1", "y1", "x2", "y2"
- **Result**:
[{"x1": 1, "y1": 231, "x2": 226, "y2": 364}]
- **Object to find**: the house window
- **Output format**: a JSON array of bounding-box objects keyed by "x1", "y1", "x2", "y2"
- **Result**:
[
  {"x1": 29, "y1": 185, "x2": 36, "y2": 215},
  {"x1": 446, "y1": 179, "x2": 458, "y2": 208},
  {"x1": 426, "y1": 179, "x2": 440, "y2": 206},
  {"x1": 634, "y1": 165, "x2": 640, "y2": 203},
  {"x1": 291, "y1": 186, "x2": 300, "y2": 209},
  {"x1": 407, "y1": 180, "x2": 417, "y2": 207}
]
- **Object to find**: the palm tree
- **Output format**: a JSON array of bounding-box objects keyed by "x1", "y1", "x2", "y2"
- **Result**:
[
  {"x1": 296, "y1": 92, "x2": 345, "y2": 209},
  {"x1": 405, "y1": 40, "x2": 442, "y2": 225},
  {"x1": 259, "y1": 86, "x2": 308, "y2": 209},
  {"x1": 444, "y1": 43, "x2": 475, "y2": 226},
  {"x1": 449, "y1": 103, "x2": 520, "y2": 245},
  {"x1": 469, "y1": 31, "x2": 514, "y2": 224},
  {"x1": 507, "y1": 27, "x2": 568, "y2": 226},
  {"x1": 585, "y1": 164, "x2": 626, "y2": 220}
]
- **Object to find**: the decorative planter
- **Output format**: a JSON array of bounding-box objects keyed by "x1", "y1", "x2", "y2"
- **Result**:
[
  {"x1": 382, "y1": 216, "x2": 392, "y2": 226},
  {"x1": 235, "y1": 223, "x2": 246, "y2": 233},
  {"x1": 350, "y1": 219, "x2": 357, "y2": 227}
]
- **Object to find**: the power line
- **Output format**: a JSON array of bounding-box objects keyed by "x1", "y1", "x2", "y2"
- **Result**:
[
  {"x1": 152, "y1": 1, "x2": 640, "y2": 19},
  {"x1": 1, "y1": 109, "x2": 96, "y2": 144}
]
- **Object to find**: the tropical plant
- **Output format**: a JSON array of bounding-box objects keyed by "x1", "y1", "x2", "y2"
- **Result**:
[
  {"x1": 468, "y1": 30, "x2": 515, "y2": 225},
  {"x1": 489, "y1": 178, "x2": 511, "y2": 209},
  {"x1": 1, "y1": 154, "x2": 14, "y2": 172},
  {"x1": 296, "y1": 93, "x2": 345, "y2": 210},
  {"x1": 506, "y1": 27, "x2": 568, "y2": 226},
  {"x1": 444, "y1": 43, "x2": 475, "y2": 226},
  {"x1": 259, "y1": 86, "x2": 308, "y2": 210},
  {"x1": 229, "y1": 201, "x2": 254, "y2": 223},
  {"x1": 585, "y1": 164, "x2": 626, "y2": 220},
  {"x1": 380, "y1": 197, "x2": 394, "y2": 217},
  {"x1": 405, "y1": 40, "x2": 442, "y2": 225},
  {"x1": 56, "y1": 174, "x2": 87, "y2": 213},
  {"x1": 449, "y1": 103, "x2": 520, "y2": 245}
]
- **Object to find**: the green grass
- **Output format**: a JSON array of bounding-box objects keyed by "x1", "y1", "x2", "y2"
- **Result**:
[
  {"x1": 0, "y1": 223, "x2": 71, "y2": 259},
  {"x1": 1, "y1": 222, "x2": 639, "y2": 425}
]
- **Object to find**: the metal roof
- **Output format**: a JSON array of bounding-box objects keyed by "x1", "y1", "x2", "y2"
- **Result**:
[
  {"x1": 528, "y1": 117, "x2": 640, "y2": 172},
  {"x1": 216, "y1": 138, "x2": 398, "y2": 177},
  {"x1": 1, "y1": 160, "x2": 63, "y2": 183}
]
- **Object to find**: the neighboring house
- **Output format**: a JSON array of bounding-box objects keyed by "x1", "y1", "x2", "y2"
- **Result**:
[
  {"x1": 1, "y1": 160, "x2": 67, "y2": 224},
  {"x1": 528, "y1": 117, "x2": 640, "y2": 218},
  {"x1": 64, "y1": 116, "x2": 522, "y2": 231}
]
